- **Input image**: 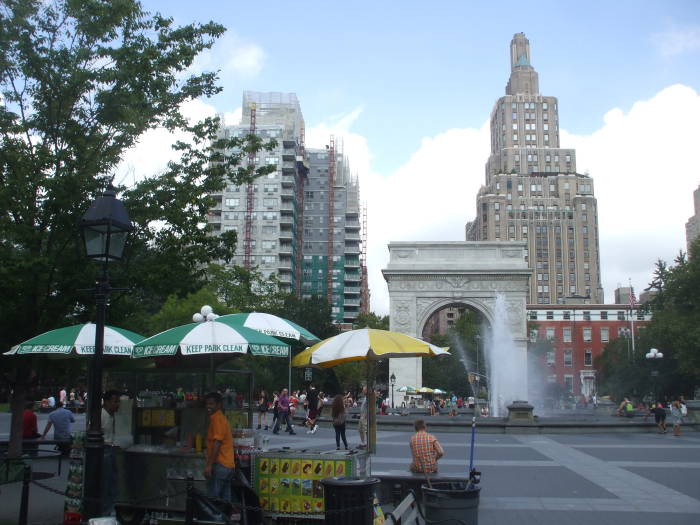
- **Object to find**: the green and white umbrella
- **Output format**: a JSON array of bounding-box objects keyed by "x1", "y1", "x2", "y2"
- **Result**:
[
  {"x1": 433, "y1": 388, "x2": 447, "y2": 395},
  {"x1": 397, "y1": 386, "x2": 416, "y2": 393},
  {"x1": 132, "y1": 316, "x2": 290, "y2": 359},
  {"x1": 6, "y1": 323, "x2": 144, "y2": 356},
  {"x1": 218, "y1": 312, "x2": 320, "y2": 345}
]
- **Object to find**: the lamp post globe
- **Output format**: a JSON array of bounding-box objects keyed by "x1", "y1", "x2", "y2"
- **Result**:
[
  {"x1": 79, "y1": 188, "x2": 132, "y2": 519},
  {"x1": 645, "y1": 348, "x2": 664, "y2": 403}
]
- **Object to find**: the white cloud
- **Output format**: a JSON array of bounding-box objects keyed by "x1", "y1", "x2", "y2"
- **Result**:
[
  {"x1": 115, "y1": 98, "x2": 217, "y2": 187},
  {"x1": 309, "y1": 85, "x2": 700, "y2": 315},
  {"x1": 652, "y1": 25, "x2": 700, "y2": 57},
  {"x1": 562, "y1": 84, "x2": 700, "y2": 300},
  {"x1": 190, "y1": 32, "x2": 266, "y2": 80}
]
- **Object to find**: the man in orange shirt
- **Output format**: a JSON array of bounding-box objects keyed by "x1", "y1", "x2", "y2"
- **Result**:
[{"x1": 204, "y1": 392, "x2": 235, "y2": 501}]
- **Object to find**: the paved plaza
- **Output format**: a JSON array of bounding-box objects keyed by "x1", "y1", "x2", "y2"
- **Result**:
[{"x1": 1, "y1": 412, "x2": 699, "y2": 524}]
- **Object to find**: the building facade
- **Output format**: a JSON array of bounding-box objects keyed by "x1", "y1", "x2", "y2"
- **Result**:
[
  {"x1": 686, "y1": 184, "x2": 700, "y2": 255},
  {"x1": 466, "y1": 33, "x2": 603, "y2": 305},
  {"x1": 527, "y1": 304, "x2": 651, "y2": 398},
  {"x1": 207, "y1": 92, "x2": 367, "y2": 323}
]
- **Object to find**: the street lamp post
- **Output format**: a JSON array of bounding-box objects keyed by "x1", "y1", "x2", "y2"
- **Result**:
[
  {"x1": 390, "y1": 373, "x2": 396, "y2": 412},
  {"x1": 79, "y1": 188, "x2": 132, "y2": 519},
  {"x1": 645, "y1": 348, "x2": 664, "y2": 402}
]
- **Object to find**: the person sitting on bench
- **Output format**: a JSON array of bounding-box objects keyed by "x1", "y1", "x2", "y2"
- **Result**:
[{"x1": 409, "y1": 419, "x2": 444, "y2": 474}]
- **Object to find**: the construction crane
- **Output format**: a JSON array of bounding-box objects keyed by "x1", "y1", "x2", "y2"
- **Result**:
[
  {"x1": 326, "y1": 135, "x2": 336, "y2": 306},
  {"x1": 360, "y1": 202, "x2": 370, "y2": 313},
  {"x1": 243, "y1": 102, "x2": 256, "y2": 268}
]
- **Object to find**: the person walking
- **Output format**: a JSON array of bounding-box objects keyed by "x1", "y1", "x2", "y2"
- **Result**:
[
  {"x1": 409, "y1": 419, "x2": 444, "y2": 474},
  {"x1": 272, "y1": 388, "x2": 295, "y2": 435},
  {"x1": 652, "y1": 401, "x2": 667, "y2": 434},
  {"x1": 204, "y1": 392, "x2": 235, "y2": 504},
  {"x1": 257, "y1": 390, "x2": 270, "y2": 430},
  {"x1": 304, "y1": 384, "x2": 320, "y2": 434},
  {"x1": 331, "y1": 394, "x2": 348, "y2": 450},
  {"x1": 41, "y1": 401, "x2": 75, "y2": 455},
  {"x1": 670, "y1": 400, "x2": 684, "y2": 437},
  {"x1": 271, "y1": 391, "x2": 279, "y2": 429},
  {"x1": 22, "y1": 400, "x2": 40, "y2": 457}
]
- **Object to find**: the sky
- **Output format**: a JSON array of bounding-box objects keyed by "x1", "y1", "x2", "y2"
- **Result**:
[{"x1": 120, "y1": 0, "x2": 700, "y2": 315}]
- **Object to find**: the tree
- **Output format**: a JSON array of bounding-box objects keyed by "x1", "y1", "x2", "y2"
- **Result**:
[
  {"x1": 0, "y1": 0, "x2": 277, "y2": 457},
  {"x1": 353, "y1": 312, "x2": 390, "y2": 330}
]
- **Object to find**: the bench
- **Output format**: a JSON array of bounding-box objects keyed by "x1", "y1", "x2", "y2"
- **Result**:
[{"x1": 383, "y1": 490, "x2": 424, "y2": 525}]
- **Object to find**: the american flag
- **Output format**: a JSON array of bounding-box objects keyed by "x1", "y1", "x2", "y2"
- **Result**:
[{"x1": 629, "y1": 287, "x2": 637, "y2": 310}]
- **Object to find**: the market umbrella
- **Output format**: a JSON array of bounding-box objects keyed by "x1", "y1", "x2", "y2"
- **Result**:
[
  {"x1": 292, "y1": 328, "x2": 449, "y2": 453},
  {"x1": 132, "y1": 317, "x2": 289, "y2": 358},
  {"x1": 433, "y1": 388, "x2": 447, "y2": 395},
  {"x1": 5, "y1": 323, "x2": 144, "y2": 356},
  {"x1": 417, "y1": 387, "x2": 434, "y2": 394},
  {"x1": 397, "y1": 386, "x2": 416, "y2": 393},
  {"x1": 218, "y1": 313, "x2": 320, "y2": 345}
]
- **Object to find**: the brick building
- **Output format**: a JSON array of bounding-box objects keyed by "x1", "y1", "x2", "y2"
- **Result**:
[{"x1": 527, "y1": 304, "x2": 651, "y2": 398}]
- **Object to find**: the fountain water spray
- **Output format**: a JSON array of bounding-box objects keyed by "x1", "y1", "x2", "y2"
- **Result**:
[{"x1": 484, "y1": 294, "x2": 528, "y2": 416}]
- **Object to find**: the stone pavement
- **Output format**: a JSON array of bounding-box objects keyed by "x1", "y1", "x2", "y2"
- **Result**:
[{"x1": 1, "y1": 411, "x2": 698, "y2": 524}]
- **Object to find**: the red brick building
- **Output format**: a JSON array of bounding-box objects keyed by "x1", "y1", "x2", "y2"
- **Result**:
[{"x1": 527, "y1": 305, "x2": 651, "y2": 398}]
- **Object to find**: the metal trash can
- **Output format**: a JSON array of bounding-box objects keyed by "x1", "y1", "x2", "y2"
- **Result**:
[
  {"x1": 422, "y1": 482, "x2": 480, "y2": 525},
  {"x1": 321, "y1": 476, "x2": 380, "y2": 525}
]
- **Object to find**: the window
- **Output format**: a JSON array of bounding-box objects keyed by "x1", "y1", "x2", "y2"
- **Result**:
[
  {"x1": 564, "y1": 350, "x2": 573, "y2": 367},
  {"x1": 564, "y1": 375, "x2": 574, "y2": 392},
  {"x1": 563, "y1": 310, "x2": 570, "y2": 320},
  {"x1": 584, "y1": 349, "x2": 593, "y2": 366},
  {"x1": 261, "y1": 255, "x2": 276, "y2": 264},
  {"x1": 563, "y1": 327, "x2": 572, "y2": 343},
  {"x1": 546, "y1": 351, "x2": 555, "y2": 366},
  {"x1": 583, "y1": 327, "x2": 592, "y2": 342},
  {"x1": 600, "y1": 311, "x2": 608, "y2": 320},
  {"x1": 546, "y1": 328, "x2": 555, "y2": 340},
  {"x1": 546, "y1": 311, "x2": 554, "y2": 320},
  {"x1": 225, "y1": 198, "x2": 239, "y2": 207},
  {"x1": 263, "y1": 198, "x2": 277, "y2": 207},
  {"x1": 583, "y1": 311, "x2": 591, "y2": 321},
  {"x1": 529, "y1": 329, "x2": 538, "y2": 343},
  {"x1": 600, "y1": 327, "x2": 609, "y2": 342},
  {"x1": 617, "y1": 311, "x2": 626, "y2": 321},
  {"x1": 262, "y1": 212, "x2": 278, "y2": 220},
  {"x1": 262, "y1": 240, "x2": 276, "y2": 250}
]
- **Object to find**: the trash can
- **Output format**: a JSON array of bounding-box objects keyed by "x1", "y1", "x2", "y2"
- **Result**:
[
  {"x1": 321, "y1": 476, "x2": 380, "y2": 525},
  {"x1": 422, "y1": 482, "x2": 480, "y2": 525}
]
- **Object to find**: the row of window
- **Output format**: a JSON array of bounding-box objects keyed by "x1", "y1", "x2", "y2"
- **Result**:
[
  {"x1": 530, "y1": 310, "x2": 645, "y2": 321},
  {"x1": 545, "y1": 349, "x2": 593, "y2": 367}
]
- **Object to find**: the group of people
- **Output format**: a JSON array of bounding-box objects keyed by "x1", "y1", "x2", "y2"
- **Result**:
[
  {"x1": 256, "y1": 385, "x2": 330, "y2": 436},
  {"x1": 38, "y1": 386, "x2": 86, "y2": 411},
  {"x1": 616, "y1": 396, "x2": 689, "y2": 436}
]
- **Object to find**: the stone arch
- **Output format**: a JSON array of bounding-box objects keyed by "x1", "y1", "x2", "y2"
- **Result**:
[
  {"x1": 417, "y1": 297, "x2": 494, "y2": 338},
  {"x1": 382, "y1": 241, "x2": 531, "y2": 398}
]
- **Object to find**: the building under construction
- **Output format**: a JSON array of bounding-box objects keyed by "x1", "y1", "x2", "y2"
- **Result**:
[{"x1": 207, "y1": 91, "x2": 369, "y2": 324}]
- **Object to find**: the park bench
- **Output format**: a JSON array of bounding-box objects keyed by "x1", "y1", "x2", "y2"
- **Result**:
[{"x1": 383, "y1": 489, "x2": 424, "y2": 525}]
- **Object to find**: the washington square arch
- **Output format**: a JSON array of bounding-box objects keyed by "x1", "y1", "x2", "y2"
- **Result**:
[{"x1": 382, "y1": 241, "x2": 532, "y2": 407}]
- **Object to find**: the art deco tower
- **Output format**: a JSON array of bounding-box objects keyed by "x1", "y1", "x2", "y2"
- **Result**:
[{"x1": 466, "y1": 33, "x2": 604, "y2": 304}]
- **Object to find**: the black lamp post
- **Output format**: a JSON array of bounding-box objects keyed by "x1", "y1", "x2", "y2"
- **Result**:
[
  {"x1": 390, "y1": 372, "x2": 396, "y2": 411},
  {"x1": 79, "y1": 188, "x2": 132, "y2": 519}
]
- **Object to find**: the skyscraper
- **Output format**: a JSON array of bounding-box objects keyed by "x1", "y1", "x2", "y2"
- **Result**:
[
  {"x1": 208, "y1": 92, "x2": 368, "y2": 321},
  {"x1": 466, "y1": 33, "x2": 603, "y2": 305},
  {"x1": 686, "y1": 184, "x2": 700, "y2": 256}
]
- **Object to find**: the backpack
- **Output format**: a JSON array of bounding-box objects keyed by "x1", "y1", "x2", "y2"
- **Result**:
[{"x1": 625, "y1": 402, "x2": 633, "y2": 412}]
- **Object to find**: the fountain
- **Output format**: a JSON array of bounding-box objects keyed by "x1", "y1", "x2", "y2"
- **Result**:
[{"x1": 484, "y1": 294, "x2": 528, "y2": 416}]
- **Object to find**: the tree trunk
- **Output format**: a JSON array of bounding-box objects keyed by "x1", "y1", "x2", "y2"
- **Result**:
[{"x1": 8, "y1": 363, "x2": 31, "y2": 458}]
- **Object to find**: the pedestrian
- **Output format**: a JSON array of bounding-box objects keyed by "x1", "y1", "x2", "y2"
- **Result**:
[
  {"x1": 358, "y1": 386, "x2": 368, "y2": 448},
  {"x1": 670, "y1": 400, "x2": 684, "y2": 437},
  {"x1": 409, "y1": 419, "x2": 444, "y2": 474},
  {"x1": 652, "y1": 401, "x2": 667, "y2": 434},
  {"x1": 22, "y1": 400, "x2": 40, "y2": 457},
  {"x1": 272, "y1": 388, "x2": 295, "y2": 435},
  {"x1": 47, "y1": 394, "x2": 56, "y2": 409},
  {"x1": 331, "y1": 394, "x2": 348, "y2": 450},
  {"x1": 257, "y1": 390, "x2": 270, "y2": 430},
  {"x1": 41, "y1": 401, "x2": 75, "y2": 455},
  {"x1": 101, "y1": 390, "x2": 122, "y2": 516},
  {"x1": 204, "y1": 392, "x2": 235, "y2": 503},
  {"x1": 59, "y1": 387, "x2": 67, "y2": 406},
  {"x1": 304, "y1": 384, "x2": 319, "y2": 434}
]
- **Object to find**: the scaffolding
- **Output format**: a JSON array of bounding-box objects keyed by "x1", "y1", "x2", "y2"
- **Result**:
[
  {"x1": 243, "y1": 102, "x2": 257, "y2": 268},
  {"x1": 294, "y1": 123, "x2": 307, "y2": 297},
  {"x1": 326, "y1": 136, "x2": 336, "y2": 304},
  {"x1": 360, "y1": 201, "x2": 370, "y2": 313}
]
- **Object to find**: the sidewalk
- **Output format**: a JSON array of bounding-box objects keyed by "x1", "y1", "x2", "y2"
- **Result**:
[{"x1": 0, "y1": 456, "x2": 67, "y2": 525}]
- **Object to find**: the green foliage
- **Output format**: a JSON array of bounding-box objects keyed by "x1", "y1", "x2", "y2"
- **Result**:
[{"x1": 353, "y1": 312, "x2": 390, "y2": 330}]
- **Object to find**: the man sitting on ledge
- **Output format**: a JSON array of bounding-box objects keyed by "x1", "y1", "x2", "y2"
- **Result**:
[{"x1": 409, "y1": 419, "x2": 444, "y2": 474}]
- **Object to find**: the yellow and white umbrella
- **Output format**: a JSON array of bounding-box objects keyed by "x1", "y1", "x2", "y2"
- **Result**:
[
  {"x1": 417, "y1": 387, "x2": 434, "y2": 394},
  {"x1": 292, "y1": 328, "x2": 448, "y2": 453},
  {"x1": 292, "y1": 328, "x2": 449, "y2": 368}
]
